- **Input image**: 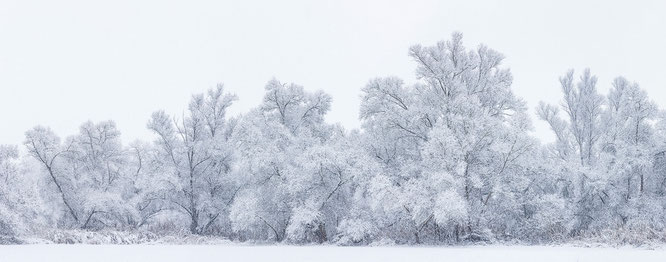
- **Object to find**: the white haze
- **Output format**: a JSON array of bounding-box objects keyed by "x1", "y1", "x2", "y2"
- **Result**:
[{"x1": 1, "y1": 0, "x2": 665, "y2": 145}]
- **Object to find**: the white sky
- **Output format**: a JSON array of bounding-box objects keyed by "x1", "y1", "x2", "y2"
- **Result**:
[{"x1": 1, "y1": 0, "x2": 665, "y2": 145}]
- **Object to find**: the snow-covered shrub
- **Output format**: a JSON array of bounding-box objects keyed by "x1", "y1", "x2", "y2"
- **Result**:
[
  {"x1": 523, "y1": 194, "x2": 574, "y2": 242},
  {"x1": 285, "y1": 205, "x2": 322, "y2": 243},
  {"x1": 335, "y1": 218, "x2": 377, "y2": 245},
  {"x1": 44, "y1": 230, "x2": 158, "y2": 244}
]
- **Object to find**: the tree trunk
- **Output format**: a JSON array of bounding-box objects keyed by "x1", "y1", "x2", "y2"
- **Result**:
[
  {"x1": 627, "y1": 176, "x2": 631, "y2": 200},
  {"x1": 455, "y1": 224, "x2": 460, "y2": 242},
  {"x1": 190, "y1": 210, "x2": 199, "y2": 234},
  {"x1": 315, "y1": 222, "x2": 327, "y2": 243},
  {"x1": 46, "y1": 166, "x2": 79, "y2": 223}
]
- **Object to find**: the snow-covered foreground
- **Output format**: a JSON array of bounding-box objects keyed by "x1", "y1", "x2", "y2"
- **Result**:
[{"x1": 1, "y1": 245, "x2": 665, "y2": 262}]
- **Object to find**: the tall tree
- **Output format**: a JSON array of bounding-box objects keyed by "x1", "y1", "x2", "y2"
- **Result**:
[
  {"x1": 229, "y1": 79, "x2": 340, "y2": 242},
  {"x1": 147, "y1": 85, "x2": 237, "y2": 234},
  {"x1": 24, "y1": 126, "x2": 80, "y2": 226},
  {"x1": 361, "y1": 32, "x2": 532, "y2": 243},
  {"x1": 538, "y1": 69, "x2": 604, "y2": 166}
]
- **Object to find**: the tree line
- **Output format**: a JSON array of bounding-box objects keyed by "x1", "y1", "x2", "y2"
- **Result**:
[{"x1": 2, "y1": 32, "x2": 666, "y2": 244}]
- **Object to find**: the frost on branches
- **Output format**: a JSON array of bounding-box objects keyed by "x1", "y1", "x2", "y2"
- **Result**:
[{"x1": 2, "y1": 32, "x2": 666, "y2": 245}]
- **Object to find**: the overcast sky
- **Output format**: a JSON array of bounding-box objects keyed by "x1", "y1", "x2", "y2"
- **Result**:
[{"x1": 1, "y1": 0, "x2": 665, "y2": 145}]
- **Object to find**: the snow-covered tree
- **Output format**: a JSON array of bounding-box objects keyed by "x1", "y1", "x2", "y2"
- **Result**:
[
  {"x1": 229, "y1": 79, "x2": 339, "y2": 242},
  {"x1": 538, "y1": 71, "x2": 666, "y2": 235},
  {"x1": 360, "y1": 32, "x2": 536, "y2": 243},
  {"x1": 24, "y1": 126, "x2": 81, "y2": 227},
  {"x1": 538, "y1": 69, "x2": 605, "y2": 166},
  {"x1": 537, "y1": 69, "x2": 607, "y2": 232},
  {"x1": 0, "y1": 145, "x2": 49, "y2": 237},
  {"x1": 599, "y1": 77, "x2": 661, "y2": 230},
  {"x1": 147, "y1": 85, "x2": 237, "y2": 234},
  {"x1": 24, "y1": 121, "x2": 145, "y2": 230}
]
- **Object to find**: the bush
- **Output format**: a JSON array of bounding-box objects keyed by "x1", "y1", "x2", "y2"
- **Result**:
[{"x1": 44, "y1": 230, "x2": 159, "y2": 244}]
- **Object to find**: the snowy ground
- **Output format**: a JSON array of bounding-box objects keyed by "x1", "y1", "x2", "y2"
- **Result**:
[{"x1": 1, "y1": 245, "x2": 666, "y2": 262}]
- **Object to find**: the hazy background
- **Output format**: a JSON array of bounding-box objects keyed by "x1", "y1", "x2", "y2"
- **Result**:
[{"x1": 1, "y1": 0, "x2": 665, "y2": 145}]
